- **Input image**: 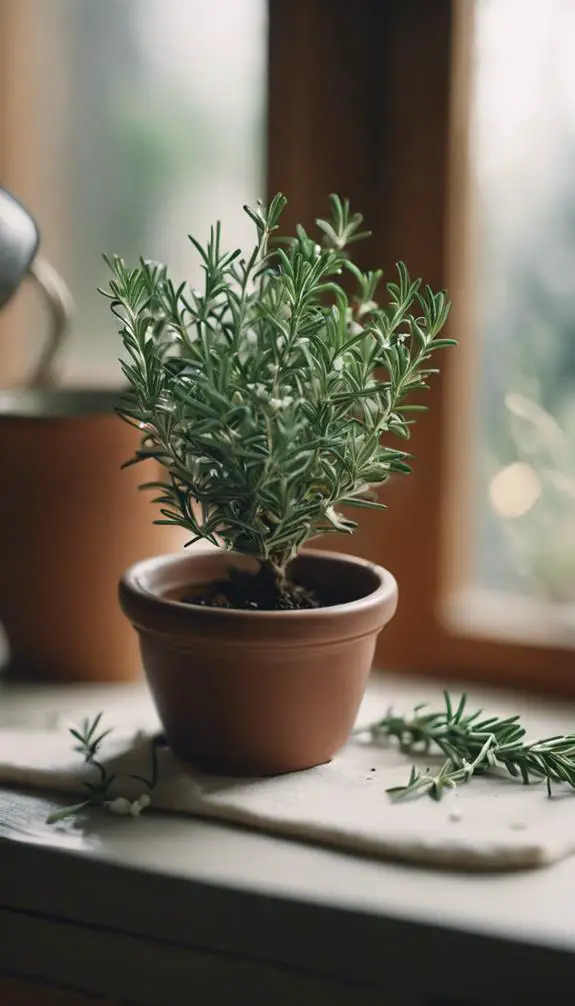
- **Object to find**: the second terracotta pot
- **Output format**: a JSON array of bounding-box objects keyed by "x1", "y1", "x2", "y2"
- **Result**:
[
  {"x1": 0, "y1": 389, "x2": 184, "y2": 682},
  {"x1": 119, "y1": 549, "x2": 398, "y2": 776}
]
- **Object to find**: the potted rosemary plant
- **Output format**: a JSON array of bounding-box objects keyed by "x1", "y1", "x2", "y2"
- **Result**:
[{"x1": 103, "y1": 194, "x2": 453, "y2": 775}]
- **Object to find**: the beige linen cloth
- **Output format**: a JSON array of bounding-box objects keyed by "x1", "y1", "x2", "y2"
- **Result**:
[{"x1": 1, "y1": 687, "x2": 575, "y2": 871}]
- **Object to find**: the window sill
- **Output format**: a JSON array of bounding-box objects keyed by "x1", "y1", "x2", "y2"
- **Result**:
[{"x1": 1, "y1": 674, "x2": 575, "y2": 1001}]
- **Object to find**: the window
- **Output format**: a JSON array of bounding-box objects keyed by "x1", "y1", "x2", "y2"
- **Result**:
[
  {"x1": 2, "y1": 0, "x2": 571, "y2": 693},
  {"x1": 0, "y1": 0, "x2": 266, "y2": 383},
  {"x1": 472, "y1": 0, "x2": 575, "y2": 626},
  {"x1": 361, "y1": 0, "x2": 575, "y2": 692}
]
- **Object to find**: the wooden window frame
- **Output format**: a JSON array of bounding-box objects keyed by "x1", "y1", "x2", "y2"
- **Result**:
[
  {"x1": 1, "y1": 0, "x2": 572, "y2": 693},
  {"x1": 269, "y1": 0, "x2": 575, "y2": 695}
]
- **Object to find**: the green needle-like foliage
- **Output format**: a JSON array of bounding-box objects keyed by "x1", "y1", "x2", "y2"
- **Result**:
[
  {"x1": 360, "y1": 692, "x2": 575, "y2": 801},
  {"x1": 101, "y1": 193, "x2": 453, "y2": 583}
]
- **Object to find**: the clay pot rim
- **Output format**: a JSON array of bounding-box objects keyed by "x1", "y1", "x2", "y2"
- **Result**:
[{"x1": 122, "y1": 547, "x2": 397, "y2": 621}]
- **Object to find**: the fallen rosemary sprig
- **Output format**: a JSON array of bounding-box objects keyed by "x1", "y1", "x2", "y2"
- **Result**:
[
  {"x1": 46, "y1": 713, "x2": 158, "y2": 824},
  {"x1": 359, "y1": 692, "x2": 575, "y2": 801}
]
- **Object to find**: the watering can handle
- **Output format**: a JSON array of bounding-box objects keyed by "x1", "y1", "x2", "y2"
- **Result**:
[
  {"x1": 27, "y1": 255, "x2": 73, "y2": 388},
  {"x1": 0, "y1": 186, "x2": 73, "y2": 388}
]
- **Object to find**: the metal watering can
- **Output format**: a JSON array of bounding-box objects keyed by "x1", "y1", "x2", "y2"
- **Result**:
[{"x1": 0, "y1": 188, "x2": 181, "y2": 682}]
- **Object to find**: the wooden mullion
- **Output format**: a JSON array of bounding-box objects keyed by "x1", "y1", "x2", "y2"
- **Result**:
[{"x1": 267, "y1": 0, "x2": 384, "y2": 249}]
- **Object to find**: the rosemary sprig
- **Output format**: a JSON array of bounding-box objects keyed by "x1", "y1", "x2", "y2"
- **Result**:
[
  {"x1": 360, "y1": 692, "x2": 575, "y2": 801},
  {"x1": 46, "y1": 714, "x2": 158, "y2": 824}
]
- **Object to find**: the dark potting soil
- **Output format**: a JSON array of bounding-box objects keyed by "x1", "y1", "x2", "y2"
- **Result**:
[{"x1": 182, "y1": 566, "x2": 323, "y2": 611}]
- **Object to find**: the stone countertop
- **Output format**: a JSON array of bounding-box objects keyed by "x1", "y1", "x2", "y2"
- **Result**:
[{"x1": 1, "y1": 672, "x2": 575, "y2": 1004}]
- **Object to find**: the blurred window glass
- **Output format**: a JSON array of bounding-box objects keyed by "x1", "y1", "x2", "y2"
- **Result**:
[
  {"x1": 13, "y1": 0, "x2": 267, "y2": 383},
  {"x1": 472, "y1": 0, "x2": 575, "y2": 617}
]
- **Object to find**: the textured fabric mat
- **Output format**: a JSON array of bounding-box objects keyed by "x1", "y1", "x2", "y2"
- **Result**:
[{"x1": 0, "y1": 703, "x2": 574, "y2": 871}]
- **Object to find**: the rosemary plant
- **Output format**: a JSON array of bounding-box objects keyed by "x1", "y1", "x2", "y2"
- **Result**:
[
  {"x1": 360, "y1": 692, "x2": 575, "y2": 801},
  {"x1": 101, "y1": 193, "x2": 453, "y2": 597}
]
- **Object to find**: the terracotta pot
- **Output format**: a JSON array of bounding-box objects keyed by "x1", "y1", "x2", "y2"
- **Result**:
[
  {"x1": 120, "y1": 549, "x2": 398, "y2": 775},
  {"x1": 0, "y1": 389, "x2": 183, "y2": 682}
]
